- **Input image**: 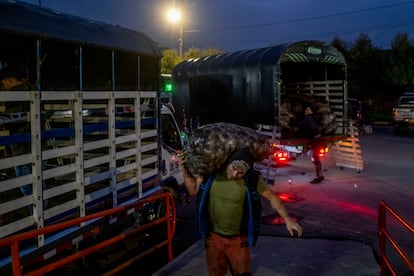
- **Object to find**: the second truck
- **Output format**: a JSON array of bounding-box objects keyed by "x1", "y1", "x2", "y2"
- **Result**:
[{"x1": 171, "y1": 41, "x2": 349, "y2": 165}]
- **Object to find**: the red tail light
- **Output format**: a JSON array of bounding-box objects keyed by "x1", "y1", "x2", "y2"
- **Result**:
[
  {"x1": 318, "y1": 147, "x2": 329, "y2": 158},
  {"x1": 274, "y1": 150, "x2": 288, "y2": 162}
]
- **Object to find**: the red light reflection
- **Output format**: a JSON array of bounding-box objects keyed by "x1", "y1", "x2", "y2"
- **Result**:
[{"x1": 335, "y1": 201, "x2": 377, "y2": 218}]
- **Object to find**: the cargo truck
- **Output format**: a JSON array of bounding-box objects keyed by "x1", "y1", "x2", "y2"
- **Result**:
[
  {"x1": 0, "y1": 1, "x2": 183, "y2": 272},
  {"x1": 172, "y1": 41, "x2": 349, "y2": 160}
]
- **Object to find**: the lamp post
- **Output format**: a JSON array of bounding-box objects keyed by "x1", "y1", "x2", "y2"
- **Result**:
[
  {"x1": 179, "y1": 24, "x2": 183, "y2": 58},
  {"x1": 166, "y1": 7, "x2": 183, "y2": 57}
]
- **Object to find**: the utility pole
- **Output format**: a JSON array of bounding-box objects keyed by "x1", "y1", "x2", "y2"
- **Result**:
[
  {"x1": 179, "y1": 24, "x2": 183, "y2": 58},
  {"x1": 178, "y1": 0, "x2": 184, "y2": 58},
  {"x1": 166, "y1": 0, "x2": 184, "y2": 57}
]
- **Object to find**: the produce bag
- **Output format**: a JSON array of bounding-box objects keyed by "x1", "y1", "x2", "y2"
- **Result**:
[
  {"x1": 279, "y1": 94, "x2": 337, "y2": 138},
  {"x1": 184, "y1": 122, "x2": 272, "y2": 175}
]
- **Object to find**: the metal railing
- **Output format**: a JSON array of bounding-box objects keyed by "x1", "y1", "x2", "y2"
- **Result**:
[
  {"x1": 0, "y1": 192, "x2": 176, "y2": 276},
  {"x1": 378, "y1": 201, "x2": 414, "y2": 275}
]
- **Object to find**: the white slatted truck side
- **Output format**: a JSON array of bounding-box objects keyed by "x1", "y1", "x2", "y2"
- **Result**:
[{"x1": 0, "y1": 1, "x2": 184, "y2": 272}]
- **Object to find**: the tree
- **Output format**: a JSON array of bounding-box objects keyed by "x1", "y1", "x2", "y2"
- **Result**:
[
  {"x1": 161, "y1": 48, "x2": 182, "y2": 74},
  {"x1": 161, "y1": 47, "x2": 222, "y2": 74},
  {"x1": 347, "y1": 33, "x2": 394, "y2": 114},
  {"x1": 347, "y1": 33, "x2": 375, "y2": 99},
  {"x1": 330, "y1": 36, "x2": 350, "y2": 57},
  {"x1": 388, "y1": 32, "x2": 414, "y2": 90}
]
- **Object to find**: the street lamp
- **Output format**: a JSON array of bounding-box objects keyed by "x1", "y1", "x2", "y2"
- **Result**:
[{"x1": 166, "y1": 7, "x2": 184, "y2": 58}]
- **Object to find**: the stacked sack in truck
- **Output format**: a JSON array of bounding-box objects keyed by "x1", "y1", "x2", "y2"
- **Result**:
[
  {"x1": 279, "y1": 94, "x2": 337, "y2": 138},
  {"x1": 313, "y1": 101, "x2": 337, "y2": 135},
  {"x1": 184, "y1": 122, "x2": 272, "y2": 176}
]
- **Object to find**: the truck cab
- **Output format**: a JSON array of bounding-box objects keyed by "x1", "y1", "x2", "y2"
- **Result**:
[{"x1": 160, "y1": 104, "x2": 185, "y2": 198}]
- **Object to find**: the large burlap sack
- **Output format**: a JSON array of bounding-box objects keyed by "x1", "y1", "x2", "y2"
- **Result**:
[
  {"x1": 184, "y1": 122, "x2": 271, "y2": 175},
  {"x1": 313, "y1": 102, "x2": 337, "y2": 136},
  {"x1": 280, "y1": 94, "x2": 337, "y2": 137}
]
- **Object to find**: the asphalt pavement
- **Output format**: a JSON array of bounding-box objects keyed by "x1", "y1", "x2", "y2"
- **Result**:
[
  {"x1": 154, "y1": 236, "x2": 379, "y2": 276},
  {"x1": 154, "y1": 126, "x2": 414, "y2": 276}
]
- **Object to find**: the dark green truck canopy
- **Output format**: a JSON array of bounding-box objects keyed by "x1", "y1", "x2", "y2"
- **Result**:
[
  {"x1": 173, "y1": 41, "x2": 345, "y2": 79},
  {"x1": 172, "y1": 41, "x2": 347, "y2": 132},
  {"x1": 0, "y1": 0, "x2": 161, "y2": 56}
]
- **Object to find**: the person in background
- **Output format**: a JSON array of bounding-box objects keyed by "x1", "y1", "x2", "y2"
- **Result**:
[
  {"x1": 0, "y1": 63, "x2": 34, "y2": 213},
  {"x1": 181, "y1": 148, "x2": 302, "y2": 275},
  {"x1": 289, "y1": 106, "x2": 324, "y2": 184}
]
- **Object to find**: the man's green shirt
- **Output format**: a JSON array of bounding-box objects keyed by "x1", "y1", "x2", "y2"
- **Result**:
[{"x1": 207, "y1": 173, "x2": 267, "y2": 236}]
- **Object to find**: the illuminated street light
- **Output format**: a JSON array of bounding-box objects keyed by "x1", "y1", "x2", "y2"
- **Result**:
[
  {"x1": 166, "y1": 7, "x2": 184, "y2": 58},
  {"x1": 167, "y1": 9, "x2": 181, "y2": 24}
]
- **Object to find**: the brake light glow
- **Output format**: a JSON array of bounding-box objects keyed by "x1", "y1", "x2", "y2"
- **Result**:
[
  {"x1": 274, "y1": 150, "x2": 288, "y2": 162},
  {"x1": 318, "y1": 147, "x2": 329, "y2": 158}
]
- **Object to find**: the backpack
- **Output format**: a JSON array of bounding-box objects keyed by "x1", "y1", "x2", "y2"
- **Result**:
[
  {"x1": 243, "y1": 170, "x2": 262, "y2": 246},
  {"x1": 197, "y1": 170, "x2": 262, "y2": 246}
]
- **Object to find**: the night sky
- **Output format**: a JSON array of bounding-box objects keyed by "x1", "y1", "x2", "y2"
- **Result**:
[{"x1": 22, "y1": 0, "x2": 414, "y2": 52}]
